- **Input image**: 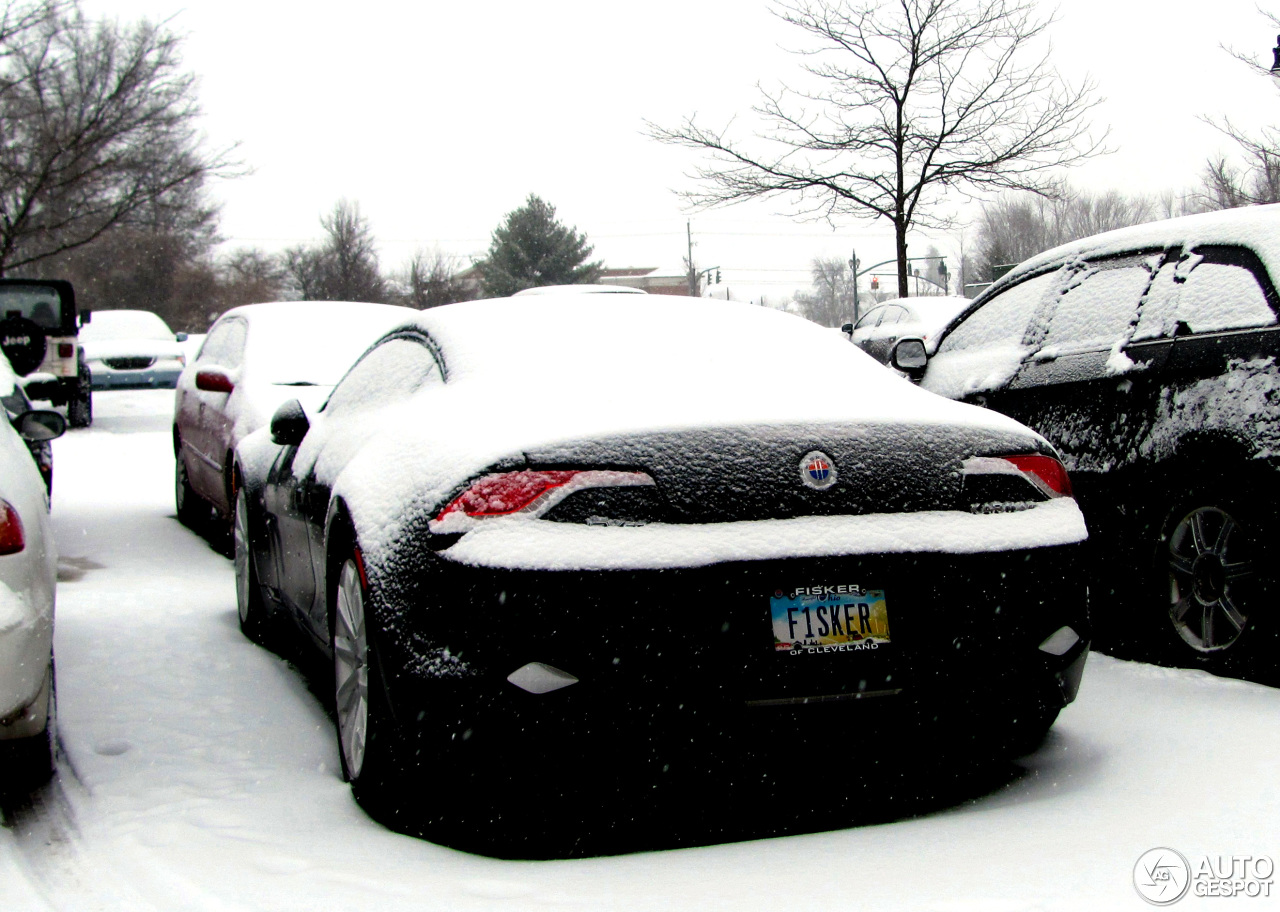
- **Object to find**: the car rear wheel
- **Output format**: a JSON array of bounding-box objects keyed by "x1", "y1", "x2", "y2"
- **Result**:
[
  {"x1": 175, "y1": 454, "x2": 205, "y2": 528},
  {"x1": 234, "y1": 488, "x2": 273, "y2": 646},
  {"x1": 1151, "y1": 487, "x2": 1276, "y2": 674},
  {"x1": 0, "y1": 660, "x2": 55, "y2": 791}
]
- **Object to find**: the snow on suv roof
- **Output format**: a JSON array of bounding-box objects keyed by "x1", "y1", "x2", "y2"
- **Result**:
[{"x1": 988, "y1": 203, "x2": 1280, "y2": 298}]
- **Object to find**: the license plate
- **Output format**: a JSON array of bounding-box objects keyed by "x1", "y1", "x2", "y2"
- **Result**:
[{"x1": 770, "y1": 586, "x2": 890, "y2": 655}]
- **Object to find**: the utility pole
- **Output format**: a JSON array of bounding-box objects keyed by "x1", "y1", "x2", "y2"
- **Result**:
[
  {"x1": 848, "y1": 248, "x2": 861, "y2": 325},
  {"x1": 686, "y1": 221, "x2": 698, "y2": 297}
]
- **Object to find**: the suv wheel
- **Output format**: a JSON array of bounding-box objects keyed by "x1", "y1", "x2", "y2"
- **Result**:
[{"x1": 1151, "y1": 486, "x2": 1277, "y2": 674}]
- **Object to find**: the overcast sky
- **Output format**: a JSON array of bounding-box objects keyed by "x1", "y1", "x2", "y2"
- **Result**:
[{"x1": 81, "y1": 0, "x2": 1280, "y2": 299}]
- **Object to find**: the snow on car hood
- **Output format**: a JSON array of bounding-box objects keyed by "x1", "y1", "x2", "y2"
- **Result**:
[{"x1": 304, "y1": 296, "x2": 1067, "y2": 561}]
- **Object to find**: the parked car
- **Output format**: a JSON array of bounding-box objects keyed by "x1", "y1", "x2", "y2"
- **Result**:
[
  {"x1": 173, "y1": 301, "x2": 417, "y2": 531},
  {"x1": 1, "y1": 366, "x2": 56, "y2": 495},
  {"x1": 0, "y1": 278, "x2": 91, "y2": 427},
  {"x1": 845, "y1": 296, "x2": 971, "y2": 364},
  {"x1": 889, "y1": 204, "x2": 1280, "y2": 676},
  {"x1": 79, "y1": 309, "x2": 188, "y2": 391},
  {"x1": 233, "y1": 293, "x2": 1089, "y2": 841},
  {"x1": 0, "y1": 354, "x2": 65, "y2": 787}
]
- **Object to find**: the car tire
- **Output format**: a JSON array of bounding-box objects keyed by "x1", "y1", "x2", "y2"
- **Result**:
[
  {"x1": 1147, "y1": 483, "x2": 1278, "y2": 675},
  {"x1": 175, "y1": 453, "x2": 205, "y2": 529},
  {"x1": 0, "y1": 660, "x2": 56, "y2": 791},
  {"x1": 66, "y1": 365, "x2": 92, "y2": 428},
  {"x1": 233, "y1": 488, "x2": 274, "y2": 646},
  {"x1": 332, "y1": 548, "x2": 402, "y2": 798}
]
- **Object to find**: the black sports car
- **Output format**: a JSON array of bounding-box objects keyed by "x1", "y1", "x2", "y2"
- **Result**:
[{"x1": 232, "y1": 294, "x2": 1089, "y2": 840}]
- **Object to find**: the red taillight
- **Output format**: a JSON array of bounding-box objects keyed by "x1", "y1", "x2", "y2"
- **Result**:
[
  {"x1": 1003, "y1": 454, "x2": 1073, "y2": 498},
  {"x1": 58, "y1": 343, "x2": 74, "y2": 358},
  {"x1": 0, "y1": 500, "x2": 24, "y2": 555},
  {"x1": 441, "y1": 470, "x2": 578, "y2": 520},
  {"x1": 431, "y1": 469, "x2": 655, "y2": 533}
]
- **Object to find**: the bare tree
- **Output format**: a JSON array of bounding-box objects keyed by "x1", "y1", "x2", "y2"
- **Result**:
[
  {"x1": 283, "y1": 200, "x2": 386, "y2": 302},
  {"x1": 971, "y1": 186, "x2": 1166, "y2": 282},
  {"x1": 397, "y1": 248, "x2": 471, "y2": 309},
  {"x1": 0, "y1": 1, "x2": 237, "y2": 275},
  {"x1": 219, "y1": 247, "x2": 285, "y2": 308},
  {"x1": 651, "y1": 0, "x2": 1103, "y2": 298},
  {"x1": 794, "y1": 256, "x2": 855, "y2": 326},
  {"x1": 1192, "y1": 11, "x2": 1280, "y2": 210}
]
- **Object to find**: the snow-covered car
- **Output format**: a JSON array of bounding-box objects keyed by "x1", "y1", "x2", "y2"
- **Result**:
[
  {"x1": 232, "y1": 293, "x2": 1090, "y2": 841},
  {"x1": 0, "y1": 278, "x2": 92, "y2": 428},
  {"x1": 890, "y1": 204, "x2": 1280, "y2": 675},
  {"x1": 1, "y1": 360, "x2": 56, "y2": 494},
  {"x1": 79, "y1": 309, "x2": 188, "y2": 391},
  {"x1": 845, "y1": 296, "x2": 972, "y2": 364},
  {"x1": 173, "y1": 300, "x2": 417, "y2": 530},
  {"x1": 0, "y1": 354, "x2": 64, "y2": 787}
]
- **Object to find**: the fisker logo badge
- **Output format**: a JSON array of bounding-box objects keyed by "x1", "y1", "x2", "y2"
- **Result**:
[{"x1": 800, "y1": 451, "x2": 837, "y2": 490}]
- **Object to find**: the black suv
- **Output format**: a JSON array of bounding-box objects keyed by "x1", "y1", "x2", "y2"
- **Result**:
[{"x1": 893, "y1": 206, "x2": 1280, "y2": 676}]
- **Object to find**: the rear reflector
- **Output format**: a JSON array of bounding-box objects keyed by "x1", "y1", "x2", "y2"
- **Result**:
[
  {"x1": 431, "y1": 469, "x2": 655, "y2": 533},
  {"x1": 0, "y1": 500, "x2": 24, "y2": 555},
  {"x1": 58, "y1": 343, "x2": 74, "y2": 358},
  {"x1": 962, "y1": 454, "x2": 1073, "y2": 498}
]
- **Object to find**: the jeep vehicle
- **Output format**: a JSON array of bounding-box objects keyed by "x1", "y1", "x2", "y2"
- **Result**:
[
  {"x1": 890, "y1": 204, "x2": 1280, "y2": 677},
  {"x1": 0, "y1": 279, "x2": 91, "y2": 427}
]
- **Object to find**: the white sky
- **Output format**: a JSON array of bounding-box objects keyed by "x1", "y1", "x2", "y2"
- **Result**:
[{"x1": 80, "y1": 0, "x2": 1280, "y2": 299}]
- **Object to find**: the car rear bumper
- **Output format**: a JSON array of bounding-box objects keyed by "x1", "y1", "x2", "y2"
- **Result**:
[{"x1": 367, "y1": 540, "x2": 1089, "y2": 773}]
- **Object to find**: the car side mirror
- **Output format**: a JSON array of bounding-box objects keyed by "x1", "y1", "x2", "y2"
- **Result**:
[
  {"x1": 270, "y1": 399, "x2": 310, "y2": 447},
  {"x1": 195, "y1": 367, "x2": 235, "y2": 394},
  {"x1": 841, "y1": 322, "x2": 854, "y2": 336},
  {"x1": 890, "y1": 337, "x2": 929, "y2": 377},
  {"x1": 175, "y1": 331, "x2": 188, "y2": 342},
  {"x1": 14, "y1": 409, "x2": 66, "y2": 442}
]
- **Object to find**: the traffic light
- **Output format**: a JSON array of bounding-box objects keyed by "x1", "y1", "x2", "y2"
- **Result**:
[
  {"x1": 870, "y1": 276, "x2": 879, "y2": 291},
  {"x1": 715, "y1": 269, "x2": 721, "y2": 283}
]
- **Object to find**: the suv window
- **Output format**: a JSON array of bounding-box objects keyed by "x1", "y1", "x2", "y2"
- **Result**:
[
  {"x1": 324, "y1": 336, "x2": 443, "y2": 416},
  {"x1": 1039, "y1": 261, "x2": 1152, "y2": 354},
  {"x1": 0, "y1": 284, "x2": 64, "y2": 331},
  {"x1": 937, "y1": 270, "x2": 1059, "y2": 355},
  {"x1": 1175, "y1": 262, "x2": 1274, "y2": 334},
  {"x1": 1134, "y1": 251, "x2": 1277, "y2": 340}
]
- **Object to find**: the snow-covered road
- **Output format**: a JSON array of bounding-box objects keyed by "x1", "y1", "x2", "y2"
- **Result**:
[{"x1": 2, "y1": 390, "x2": 1277, "y2": 911}]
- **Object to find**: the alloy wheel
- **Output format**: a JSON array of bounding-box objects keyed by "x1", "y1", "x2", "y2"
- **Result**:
[
  {"x1": 233, "y1": 490, "x2": 250, "y2": 626},
  {"x1": 1166, "y1": 506, "x2": 1256, "y2": 653},
  {"x1": 334, "y1": 559, "x2": 369, "y2": 780}
]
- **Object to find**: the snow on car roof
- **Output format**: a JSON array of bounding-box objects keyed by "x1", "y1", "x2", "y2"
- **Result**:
[
  {"x1": 226, "y1": 300, "x2": 418, "y2": 386},
  {"x1": 989, "y1": 203, "x2": 1280, "y2": 297},
  {"x1": 512, "y1": 284, "x2": 647, "y2": 295},
  {"x1": 79, "y1": 309, "x2": 175, "y2": 342},
  {"x1": 410, "y1": 294, "x2": 1010, "y2": 428}
]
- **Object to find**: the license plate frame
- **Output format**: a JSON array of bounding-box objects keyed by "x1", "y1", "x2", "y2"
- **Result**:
[{"x1": 770, "y1": 586, "x2": 891, "y2": 656}]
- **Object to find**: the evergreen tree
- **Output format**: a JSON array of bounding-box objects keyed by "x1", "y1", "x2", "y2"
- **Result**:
[{"x1": 477, "y1": 195, "x2": 601, "y2": 297}]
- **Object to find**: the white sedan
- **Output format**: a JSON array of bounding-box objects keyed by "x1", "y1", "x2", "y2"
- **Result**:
[{"x1": 0, "y1": 355, "x2": 64, "y2": 786}]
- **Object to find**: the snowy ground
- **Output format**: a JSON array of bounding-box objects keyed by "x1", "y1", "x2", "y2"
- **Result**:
[{"x1": 1, "y1": 389, "x2": 1277, "y2": 911}]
